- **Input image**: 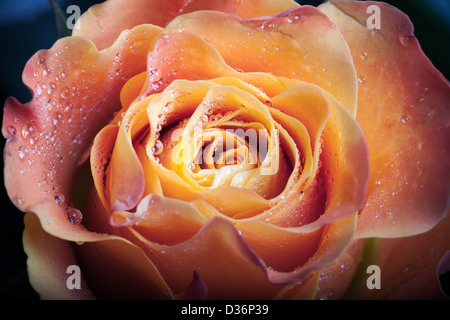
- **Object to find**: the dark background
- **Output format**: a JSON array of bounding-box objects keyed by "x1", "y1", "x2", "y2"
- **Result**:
[{"x1": 0, "y1": 0, "x2": 449, "y2": 299}]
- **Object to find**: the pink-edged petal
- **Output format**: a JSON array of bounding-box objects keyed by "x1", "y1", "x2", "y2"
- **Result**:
[
  {"x1": 2, "y1": 24, "x2": 160, "y2": 228},
  {"x1": 320, "y1": 0, "x2": 450, "y2": 238},
  {"x1": 73, "y1": 0, "x2": 298, "y2": 50}
]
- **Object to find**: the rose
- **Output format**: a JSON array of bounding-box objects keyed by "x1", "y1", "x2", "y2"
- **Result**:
[{"x1": 2, "y1": 0, "x2": 449, "y2": 299}]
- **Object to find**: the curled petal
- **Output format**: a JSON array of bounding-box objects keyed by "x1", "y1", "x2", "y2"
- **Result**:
[
  {"x1": 320, "y1": 0, "x2": 450, "y2": 238},
  {"x1": 264, "y1": 212, "x2": 358, "y2": 285},
  {"x1": 2, "y1": 24, "x2": 160, "y2": 235},
  {"x1": 109, "y1": 126, "x2": 145, "y2": 212},
  {"x1": 122, "y1": 216, "x2": 288, "y2": 299},
  {"x1": 110, "y1": 194, "x2": 207, "y2": 245}
]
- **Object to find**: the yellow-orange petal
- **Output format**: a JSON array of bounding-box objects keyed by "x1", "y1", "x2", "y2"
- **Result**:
[{"x1": 320, "y1": 0, "x2": 450, "y2": 238}]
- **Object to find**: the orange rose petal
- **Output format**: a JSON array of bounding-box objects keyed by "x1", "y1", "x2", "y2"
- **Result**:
[
  {"x1": 235, "y1": 220, "x2": 324, "y2": 272},
  {"x1": 110, "y1": 193, "x2": 207, "y2": 245},
  {"x1": 23, "y1": 212, "x2": 95, "y2": 299},
  {"x1": 73, "y1": 0, "x2": 297, "y2": 51},
  {"x1": 108, "y1": 126, "x2": 145, "y2": 211},
  {"x1": 145, "y1": 32, "x2": 237, "y2": 96},
  {"x1": 124, "y1": 216, "x2": 286, "y2": 299},
  {"x1": 120, "y1": 71, "x2": 148, "y2": 109},
  {"x1": 259, "y1": 83, "x2": 369, "y2": 231},
  {"x1": 135, "y1": 144, "x2": 163, "y2": 196},
  {"x1": 266, "y1": 212, "x2": 357, "y2": 285},
  {"x1": 320, "y1": 0, "x2": 450, "y2": 238},
  {"x1": 312, "y1": 94, "x2": 369, "y2": 230},
  {"x1": 2, "y1": 24, "x2": 160, "y2": 232},
  {"x1": 161, "y1": 6, "x2": 357, "y2": 114},
  {"x1": 90, "y1": 125, "x2": 119, "y2": 211}
]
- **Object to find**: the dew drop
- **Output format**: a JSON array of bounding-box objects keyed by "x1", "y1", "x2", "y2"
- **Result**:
[
  {"x1": 149, "y1": 69, "x2": 161, "y2": 82},
  {"x1": 52, "y1": 111, "x2": 64, "y2": 127},
  {"x1": 60, "y1": 87, "x2": 70, "y2": 99},
  {"x1": 152, "y1": 79, "x2": 164, "y2": 91},
  {"x1": 21, "y1": 123, "x2": 36, "y2": 138},
  {"x1": 401, "y1": 115, "x2": 410, "y2": 124},
  {"x1": 48, "y1": 82, "x2": 57, "y2": 95},
  {"x1": 36, "y1": 85, "x2": 43, "y2": 96},
  {"x1": 43, "y1": 170, "x2": 54, "y2": 181},
  {"x1": 151, "y1": 140, "x2": 163, "y2": 155},
  {"x1": 55, "y1": 194, "x2": 65, "y2": 205},
  {"x1": 6, "y1": 126, "x2": 16, "y2": 136},
  {"x1": 164, "y1": 102, "x2": 174, "y2": 113},
  {"x1": 18, "y1": 149, "x2": 25, "y2": 159},
  {"x1": 66, "y1": 207, "x2": 83, "y2": 224}
]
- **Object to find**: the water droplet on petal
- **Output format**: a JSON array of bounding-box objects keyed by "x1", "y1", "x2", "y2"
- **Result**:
[
  {"x1": 149, "y1": 69, "x2": 161, "y2": 82},
  {"x1": 60, "y1": 87, "x2": 70, "y2": 99},
  {"x1": 151, "y1": 139, "x2": 163, "y2": 155},
  {"x1": 6, "y1": 126, "x2": 16, "y2": 136},
  {"x1": 18, "y1": 146, "x2": 28, "y2": 159},
  {"x1": 52, "y1": 111, "x2": 64, "y2": 127},
  {"x1": 401, "y1": 115, "x2": 410, "y2": 124},
  {"x1": 43, "y1": 170, "x2": 54, "y2": 181},
  {"x1": 55, "y1": 194, "x2": 65, "y2": 205},
  {"x1": 66, "y1": 207, "x2": 83, "y2": 224},
  {"x1": 21, "y1": 123, "x2": 36, "y2": 138},
  {"x1": 164, "y1": 102, "x2": 174, "y2": 113}
]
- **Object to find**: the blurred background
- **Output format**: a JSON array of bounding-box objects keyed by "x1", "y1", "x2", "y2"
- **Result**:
[{"x1": 0, "y1": 0, "x2": 449, "y2": 299}]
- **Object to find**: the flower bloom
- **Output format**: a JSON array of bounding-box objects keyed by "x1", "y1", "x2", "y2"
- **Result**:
[{"x1": 2, "y1": 0, "x2": 449, "y2": 299}]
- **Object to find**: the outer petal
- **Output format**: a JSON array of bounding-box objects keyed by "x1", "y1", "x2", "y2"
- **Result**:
[
  {"x1": 160, "y1": 6, "x2": 358, "y2": 115},
  {"x1": 73, "y1": 0, "x2": 298, "y2": 50},
  {"x1": 2, "y1": 24, "x2": 161, "y2": 227},
  {"x1": 23, "y1": 212, "x2": 95, "y2": 300},
  {"x1": 320, "y1": 1, "x2": 450, "y2": 238}
]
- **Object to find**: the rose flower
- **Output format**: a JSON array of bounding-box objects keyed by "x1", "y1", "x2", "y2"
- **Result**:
[{"x1": 2, "y1": 0, "x2": 449, "y2": 299}]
